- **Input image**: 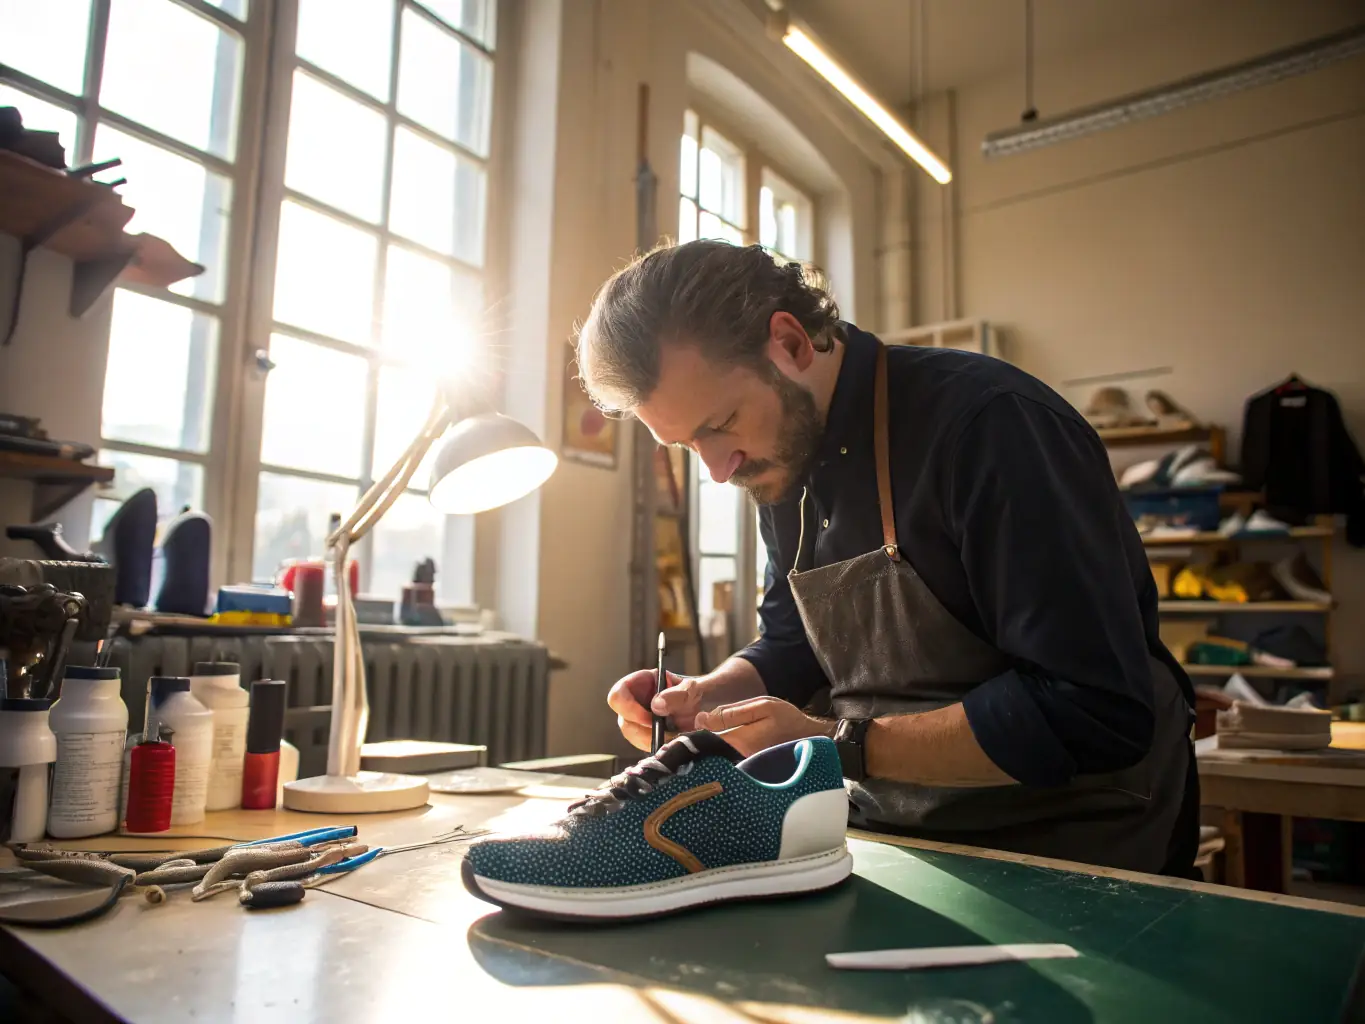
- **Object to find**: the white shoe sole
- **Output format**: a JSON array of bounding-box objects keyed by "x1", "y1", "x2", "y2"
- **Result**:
[{"x1": 465, "y1": 845, "x2": 853, "y2": 921}]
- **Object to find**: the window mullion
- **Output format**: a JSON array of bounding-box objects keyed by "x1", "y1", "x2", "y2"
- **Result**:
[
  {"x1": 352, "y1": 0, "x2": 407, "y2": 594},
  {"x1": 169, "y1": 0, "x2": 248, "y2": 32},
  {"x1": 76, "y1": 0, "x2": 111, "y2": 164},
  {"x1": 95, "y1": 108, "x2": 236, "y2": 175},
  {"x1": 406, "y1": 0, "x2": 495, "y2": 58},
  {"x1": 222, "y1": 0, "x2": 300, "y2": 587}
]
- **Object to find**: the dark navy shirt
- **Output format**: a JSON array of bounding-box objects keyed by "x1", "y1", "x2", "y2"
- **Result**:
[{"x1": 736, "y1": 323, "x2": 1192, "y2": 787}]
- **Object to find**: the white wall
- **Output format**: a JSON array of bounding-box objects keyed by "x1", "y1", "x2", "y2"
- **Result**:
[
  {"x1": 912, "y1": 1, "x2": 1365, "y2": 694},
  {"x1": 0, "y1": 240, "x2": 112, "y2": 555}
]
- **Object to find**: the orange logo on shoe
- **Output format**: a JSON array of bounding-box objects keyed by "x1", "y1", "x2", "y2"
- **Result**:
[{"x1": 642, "y1": 781, "x2": 722, "y2": 873}]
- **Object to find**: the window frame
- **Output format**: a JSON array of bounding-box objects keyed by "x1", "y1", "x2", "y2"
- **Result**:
[
  {"x1": 678, "y1": 101, "x2": 819, "y2": 655},
  {"x1": 1, "y1": 0, "x2": 500, "y2": 605},
  {"x1": 0, "y1": 0, "x2": 271, "y2": 583},
  {"x1": 223, "y1": 0, "x2": 499, "y2": 602}
]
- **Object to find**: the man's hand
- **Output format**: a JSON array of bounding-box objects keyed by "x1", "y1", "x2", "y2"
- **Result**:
[
  {"x1": 607, "y1": 669, "x2": 705, "y2": 751},
  {"x1": 694, "y1": 696, "x2": 834, "y2": 757}
]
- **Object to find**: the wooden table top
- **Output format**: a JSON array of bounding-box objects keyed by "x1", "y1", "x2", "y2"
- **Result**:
[{"x1": 3, "y1": 771, "x2": 1365, "y2": 1023}]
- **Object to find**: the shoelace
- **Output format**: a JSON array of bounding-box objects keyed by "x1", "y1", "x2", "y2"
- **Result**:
[{"x1": 569, "y1": 736, "x2": 700, "y2": 818}]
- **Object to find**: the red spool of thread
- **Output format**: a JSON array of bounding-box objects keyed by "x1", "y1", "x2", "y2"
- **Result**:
[{"x1": 125, "y1": 741, "x2": 176, "y2": 833}]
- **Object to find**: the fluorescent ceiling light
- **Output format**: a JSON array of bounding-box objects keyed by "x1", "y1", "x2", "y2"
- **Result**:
[
  {"x1": 983, "y1": 24, "x2": 1365, "y2": 159},
  {"x1": 781, "y1": 24, "x2": 952, "y2": 184}
]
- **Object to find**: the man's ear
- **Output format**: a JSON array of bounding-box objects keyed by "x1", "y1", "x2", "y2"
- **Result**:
[{"x1": 767, "y1": 311, "x2": 814, "y2": 374}]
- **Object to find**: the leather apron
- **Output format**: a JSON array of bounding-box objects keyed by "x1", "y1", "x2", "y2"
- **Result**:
[{"x1": 787, "y1": 344, "x2": 1192, "y2": 873}]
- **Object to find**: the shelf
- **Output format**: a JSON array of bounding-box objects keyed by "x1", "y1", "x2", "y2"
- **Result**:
[
  {"x1": 1143, "y1": 526, "x2": 1332, "y2": 547},
  {"x1": 0, "y1": 150, "x2": 131, "y2": 260},
  {"x1": 1097, "y1": 424, "x2": 1218, "y2": 447},
  {"x1": 1160, "y1": 600, "x2": 1331, "y2": 613},
  {"x1": 0, "y1": 150, "x2": 203, "y2": 317},
  {"x1": 1181, "y1": 664, "x2": 1334, "y2": 680},
  {"x1": 0, "y1": 450, "x2": 114, "y2": 520}
]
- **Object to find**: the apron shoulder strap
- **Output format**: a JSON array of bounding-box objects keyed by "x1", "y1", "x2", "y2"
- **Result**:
[{"x1": 874, "y1": 344, "x2": 901, "y2": 560}]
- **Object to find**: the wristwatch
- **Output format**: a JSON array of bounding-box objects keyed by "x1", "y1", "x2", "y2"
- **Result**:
[{"x1": 832, "y1": 718, "x2": 873, "y2": 782}]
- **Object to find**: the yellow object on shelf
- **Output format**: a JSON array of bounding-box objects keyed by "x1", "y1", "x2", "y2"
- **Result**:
[
  {"x1": 208, "y1": 611, "x2": 293, "y2": 627},
  {"x1": 1172, "y1": 567, "x2": 1207, "y2": 600}
]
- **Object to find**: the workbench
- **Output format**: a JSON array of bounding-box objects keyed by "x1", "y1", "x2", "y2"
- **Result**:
[
  {"x1": 1199, "y1": 721, "x2": 1365, "y2": 892},
  {"x1": 2, "y1": 771, "x2": 1364, "y2": 1024}
]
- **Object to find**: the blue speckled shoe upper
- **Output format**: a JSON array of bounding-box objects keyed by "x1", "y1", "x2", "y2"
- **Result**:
[{"x1": 465, "y1": 733, "x2": 845, "y2": 889}]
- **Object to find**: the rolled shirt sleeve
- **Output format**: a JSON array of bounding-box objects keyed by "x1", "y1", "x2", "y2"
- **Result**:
[{"x1": 950, "y1": 394, "x2": 1156, "y2": 786}]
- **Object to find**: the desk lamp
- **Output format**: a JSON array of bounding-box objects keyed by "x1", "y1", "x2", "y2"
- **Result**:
[{"x1": 282, "y1": 393, "x2": 557, "y2": 813}]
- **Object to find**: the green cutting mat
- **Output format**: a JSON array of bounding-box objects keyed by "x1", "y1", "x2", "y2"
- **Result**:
[{"x1": 467, "y1": 839, "x2": 1365, "y2": 1023}]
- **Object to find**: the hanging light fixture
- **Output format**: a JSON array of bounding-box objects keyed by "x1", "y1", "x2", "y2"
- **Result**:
[
  {"x1": 767, "y1": 6, "x2": 952, "y2": 184},
  {"x1": 983, "y1": 23, "x2": 1365, "y2": 159}
]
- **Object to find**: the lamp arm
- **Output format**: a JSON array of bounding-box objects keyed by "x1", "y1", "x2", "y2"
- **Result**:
[
  {"x1": 324, "y1": 391, "x2": 452, "y2": 777},
  {"x1": 327, "y1": 533, "x2": 363, "y2": 777}
]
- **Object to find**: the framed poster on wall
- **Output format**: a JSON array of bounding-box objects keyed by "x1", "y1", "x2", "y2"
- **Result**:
[{"x1": 560, "y1": 342, "x2": 618, "y2": 468}]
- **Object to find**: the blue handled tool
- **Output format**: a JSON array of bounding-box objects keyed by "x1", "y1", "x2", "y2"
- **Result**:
[
  {"x1": 234, "y1": 825, "x2": 491, "y2": 909},
  {"x1": 238, "y1": 825, "x2": 357, "y2": 848}
]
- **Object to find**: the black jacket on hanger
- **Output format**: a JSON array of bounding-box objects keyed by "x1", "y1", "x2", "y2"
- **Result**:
[{"x1": 1240, "y1": 376, "x2": 1365, "y2": 546}]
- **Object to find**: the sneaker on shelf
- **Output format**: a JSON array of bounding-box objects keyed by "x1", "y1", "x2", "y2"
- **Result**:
[
  {"x1": 1272, "y1": 553, "x2": 1332, "y2": 605},
  {"x1": 1223, "y1": 673, "x2": 1267, "y2": 706},
  {"x1": 462, "y1": 731, "x2": 853, "y2": 922},
  {"x1": 1171, "y1": 457, "x2": 1241, "y2": 488},
  {"x1": 1147, "y1": 523, "x2": 1199, "y2": 540},
  {"x1": 1120, "y1": 458, "x2": 1162, "y2": 490},
  {"x1": 1218, "y1": 513, "x2": 1247, "y2": 538},
  {"x1": 1144, "y1": 390, "x2": 1198, "y2": 429},
  {"x1": 1243, "y1": 510, "x2": 1292, "y2": 534}
]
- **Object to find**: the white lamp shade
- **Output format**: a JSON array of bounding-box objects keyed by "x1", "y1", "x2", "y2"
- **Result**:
[{"x1": 428, "y1": 413, "x2": 557, "y2": 514}]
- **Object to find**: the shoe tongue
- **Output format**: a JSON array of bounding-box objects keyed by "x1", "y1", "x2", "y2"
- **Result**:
[{"x1": 653, "y1": 730, "x2": 742, "y2": 770}]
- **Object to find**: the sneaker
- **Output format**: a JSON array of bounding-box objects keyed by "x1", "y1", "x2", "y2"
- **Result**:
[
  {"x1": 1218, "y1": 512, "x2": 1247, "y2": 537},
  {"x1": 1244, "y1": 509, "x2": 1292, "y2": 534},
  {"x1": 1171, "y1": 457, "x2": 1241, "y2": 487},
  {"x1": 1272, "y1": 553, "x2": 1332, "y2": 605},
  {"x1": 461, "y1": 731, "x2": 852, "y2": 921}
]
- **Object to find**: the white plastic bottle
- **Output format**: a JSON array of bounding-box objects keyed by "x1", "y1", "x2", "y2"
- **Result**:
[
  {"x1": 147, "y1": 677, "x2": 213, "y2": 825},
  {"x1": 47, "y1": 666, "x2": 129, "y2": 838},
  {"x1": 190, "y1": 662, "x2": 249, "y2": 811},
  {"x1": 0, "y1": 696, "x2": 57, "y2": 843},
  {"x1": 278, "y1": 738, "x2": 300, "y2": 799}
]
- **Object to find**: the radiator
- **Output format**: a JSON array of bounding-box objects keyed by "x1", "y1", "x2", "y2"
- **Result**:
[{"x1": 95, "y1": 632, "x2": 549, "y2": 780}]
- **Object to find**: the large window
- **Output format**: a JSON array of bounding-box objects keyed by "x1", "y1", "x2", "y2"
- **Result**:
[
  {"x1": 675, "y1": 107, "x2": 816, "y2": 652},
  {"x1": 2, "y1": 0, "x2": 497, "y2": 606},
  {"x1": 250, "y1": 0, "x2": 494, "y2": 603},
  {"x1": 1, "y1": 0, "x2": 245, "y2": 540},
  {"x1": 678, "y1": 110, "x2": 745, "y2": 247},
  {"x1": 760, "y1": 167, "x2": 813, "y2": 264}
]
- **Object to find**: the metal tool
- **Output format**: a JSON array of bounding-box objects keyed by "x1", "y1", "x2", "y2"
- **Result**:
[
  {"x1": 237, "y1": 825, "x2": 490, "y2": 910},
  {"x1": 6, "y1": 823, "x2": 491, "y2": 919},
  {"x1": 652, "y1": 630, "x2": 667, "y2": 754}
]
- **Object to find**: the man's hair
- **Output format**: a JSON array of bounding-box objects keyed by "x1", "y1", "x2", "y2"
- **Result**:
[{"x1": 575, "y1": 240, "x2": 841, "y2": 413}]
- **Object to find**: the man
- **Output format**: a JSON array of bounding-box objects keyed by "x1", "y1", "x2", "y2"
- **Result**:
[{"x1": 578, "y1": 240, "x2": 1197, "y2": 876}]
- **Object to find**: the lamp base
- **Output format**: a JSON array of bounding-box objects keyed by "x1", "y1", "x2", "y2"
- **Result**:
[{"x1": 281, "y1": 771, "x2": 430, "y2": 813}]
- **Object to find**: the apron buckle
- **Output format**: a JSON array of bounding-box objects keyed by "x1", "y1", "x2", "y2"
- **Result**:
[{"x1": 884, "y1": 545, "x2": 900, "y2": 561}]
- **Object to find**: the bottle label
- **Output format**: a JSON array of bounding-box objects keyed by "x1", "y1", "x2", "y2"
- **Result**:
[
  {"x1": 170, "y1": 741, "x2": 212, "y2": 825},
  {"x1": 206, "y1": 720, "x2": 248, "y2": 809},
  {"x1": 49, "y1": 731, "x2": 124, "y2": 831}
]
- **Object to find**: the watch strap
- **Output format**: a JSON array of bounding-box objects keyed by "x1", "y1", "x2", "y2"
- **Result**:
[{"x1": 834, "y1": 717, "x2": 872, "y2": 782}]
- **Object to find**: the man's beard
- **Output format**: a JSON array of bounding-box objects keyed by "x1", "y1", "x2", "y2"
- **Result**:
[{"x1": 730, "y1": 370, "x2": 824, "y2": 506}]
